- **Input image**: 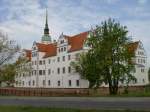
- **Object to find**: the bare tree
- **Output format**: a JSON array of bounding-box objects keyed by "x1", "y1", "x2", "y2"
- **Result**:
[
  {"x1": 0, "y1": 30, "x2": 20, "y2": 86},
  {"x1": 0, "y1": 30, "x2": 19, "y2": 67}
]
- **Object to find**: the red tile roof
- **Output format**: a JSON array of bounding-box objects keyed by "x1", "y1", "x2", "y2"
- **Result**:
[
  {"x1": 24, "y1": 49, "x2": 31, "y2": 61},
  {"x1": 128, "y1": 41, "x2": 139, "y2": 54},
  {"x1": 67, "y1": 31, "x2": 88, "y2": 52},
  {"x1": 36, "y1": 43, "x2": 57, "y2": 58},
  {"x1": 23, "y1": 31, "x2": 140, "y2": 59}
]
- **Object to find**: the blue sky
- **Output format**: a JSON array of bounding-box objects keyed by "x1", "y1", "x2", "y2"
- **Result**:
[{"x1": 0, "y1": 0, "x2": 150, "y2": 64}]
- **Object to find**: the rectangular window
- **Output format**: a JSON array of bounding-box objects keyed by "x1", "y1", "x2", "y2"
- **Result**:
[
  {"x1": 39, "y1": 70, "x2": 42, "y2": 75},
  {"x1": 76, "y1": 80, "x2": 79, "y2": 86},
  {"x1": 48, "y1": 69, "x2": 51, "y2": 75},
  {"x1": 57, "y1": 68, "x2": 60, "y2": 74},
  {"x1": 141, "y1": 69, "x2": 144, "y2": 73},
  {"x1": 63, "y1": 67, "x2": 65, "y2": 74},
  {"x1": 43, "y1": 60, "x2": 45, "y2": 64},
  {"x1": 69, "y1": 80, "x2": 71, "y2": 87},
  {"x1": 48, "y1": 80, "x2": 51, "y2": 85},
  {"x1": 58, "y1": 81, "x2": 60, "y2": 86},
  {"x1": 39, "y1": 60, "x2": 42, "y2": 65},
  {"x1": 43, "y1": 70, "x2": 45, "y2": 75},
  {"x1": 34, "y1": 70, "x2": 36, "y2": 75},
  {"x1": 43, "y1": 80, "x2": 45, "y2": 86},
  {"x1": 49, "y1": 59, "x2": 51, "y2": 64},
  {"x1": 29, "y1": 81, "x2": 31, "y2": 86},
  {"x1": 33, "y1": 80, "x2": 35, "y2": 86},
  {"x1": 63, "y1": 56, "x2": 65, "y2": 61},
  {"x1": 68, "y1": 55, "x2": 71, "y2": 60},
  {"x1": 64, "y1": 47, "x2": 66, "y2": 51},
  {"x1": 68, "y1": 66, "x2": 71, "y2": 73},
  {"x1": 75, "y1": 53, "x2": 80, "y2": 60},
  {"x1": 57, "y1": 57, "x2": 60, "y2": 62}
]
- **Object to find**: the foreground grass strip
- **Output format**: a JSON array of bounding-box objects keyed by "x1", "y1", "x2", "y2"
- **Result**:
[{"x1": 0, "y1": 106, "x2": 149, "y2": 112}]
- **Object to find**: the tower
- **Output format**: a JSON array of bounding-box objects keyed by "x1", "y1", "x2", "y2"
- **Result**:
[{"x1": 41, "y1": 9, "x2": 52, "y2": 44}]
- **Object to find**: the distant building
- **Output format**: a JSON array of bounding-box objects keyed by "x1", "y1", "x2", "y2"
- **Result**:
[{"x1": 14, "y1": 11, "x2": 149, "y2": 88}]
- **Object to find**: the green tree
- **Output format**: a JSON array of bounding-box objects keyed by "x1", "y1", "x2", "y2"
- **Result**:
[
  {"x1": 0, "y1": 64, "x2": 16, "y2": 86},
  {"x1": 72, "y1": 18, "x2": 136, "y2": 95}
]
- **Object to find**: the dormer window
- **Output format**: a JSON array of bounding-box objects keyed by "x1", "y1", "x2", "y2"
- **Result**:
[
  {"x1": 60, "y1": 40, "x2": 64, "y2": 44},
  {"x1": 61, "y1": 48, "x2": 63, "y2": 52},
  {"x1": 33, "y1": 47, "x2": 36, "y2": 50},
  {"x1": 64, "y1": 47, "x2": 66, "y2": 51}
]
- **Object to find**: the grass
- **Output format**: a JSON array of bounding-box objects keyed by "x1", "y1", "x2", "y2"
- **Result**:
[{"x1": 0, "y1": 106, "x2": 149, "y2": 112}]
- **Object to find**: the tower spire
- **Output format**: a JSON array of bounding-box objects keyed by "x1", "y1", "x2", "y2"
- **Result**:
[
  {"x1": 44, "y1": 9, "x2": 49, "y2": 35},
  {"x1": 41, "y1": 9, "x2": 52, "y2": 44}
]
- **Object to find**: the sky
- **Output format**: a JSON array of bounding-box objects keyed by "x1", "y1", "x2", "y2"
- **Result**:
[{"x1": 0, "y1": 0, "x2": 150, "y2": 64}]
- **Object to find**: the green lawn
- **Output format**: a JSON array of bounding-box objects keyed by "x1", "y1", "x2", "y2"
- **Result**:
[{"x1": 0, "y1": 106, "x2": 149, "y2": 112}]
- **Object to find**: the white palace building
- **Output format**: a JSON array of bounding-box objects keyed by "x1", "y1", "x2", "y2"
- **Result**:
[{"x1": 14, "y1": 11, "x2": 149, "y2": 88}]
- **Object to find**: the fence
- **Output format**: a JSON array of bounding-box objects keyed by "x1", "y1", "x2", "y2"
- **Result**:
[{"x1": 0, "y1": 86, "x2": 145, "y2": 96}]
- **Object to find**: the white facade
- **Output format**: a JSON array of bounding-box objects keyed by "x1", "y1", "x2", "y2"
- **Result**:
[
  {"x1": 14, "y1": 12, "x2": 149, "y2": 88},
  {"x1": 14, "y1": 37, "x2": 149, "y2": 88}
]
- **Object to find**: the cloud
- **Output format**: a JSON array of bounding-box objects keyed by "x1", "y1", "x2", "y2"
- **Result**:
[{"x1": 138, "y1": 0, "x2": 148, "y2": 5}]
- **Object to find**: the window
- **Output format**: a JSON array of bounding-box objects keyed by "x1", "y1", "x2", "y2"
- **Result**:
[
  {"x1": 63, "y1": 56, "x2": 65, "y2": 61},
  {"x1": 63, "y1": 67, "x2": 65, "y2": 74},
  {"x1": 43, "y1": 70, "x2": 45, "y2": 75},
  {"x1": 49, "y1": 59, "x2": 51, "y2": 64},
  {"x1": 33, "y1": 80, "x2": 35, "y2": 86},
  {"x1": 141, "y1": 69, "x2": 144, "y2": 73},
  {"x1": 43, "y1": 80, "x2": 45, "y2": 86},
  {"x1": 75, "y1": 53, "x2": 80, "y2": 60},
  {"x1": 64, "y1": 47, "x2": 66, "y2": 51},
  {"x1": 133, "y1": 80, "x2": 137, "y2": 84},
  {"x1": 138, "y1": 59, "x2": 140, "y2": 63},
  {"x1": 57, "y1": 57, "x2": 60, "y2": 62},
  {"x1": 29, "y1": 81, "x2": 31, "y2": 86},
  {"x1": 58, "y1": 81, "x2": 60, "y2": 86},
  {"x1": 143, "y1": 59, "x2": 145, "y2": 63},
  {"x1": 69, "y1": 80, "x2": 71, "y2": 87},
  {"x1": 57, "y1": 68, "x2": 60, "y2": 74},
  {"x1": 22, "y1": 81, "x2": 24, "y2": 86},
  {"x1": 61, "y1": 48, "x2": 63, "y2": 52},
  {"x1": 76, "y1": 80, "x2": 79, "y2": 86},
  {"x1": 68, "y1": 66, "x2": 71, "y2": 73},
  {"x1": 35, "y1": 61, "x2": 37, "y2": 65},
  {"x1": 48, "y1": 69, "x2": 51, "y2": 75},
  {"x1": 60, "y1": 40, "x2": 64, "y2": 44},
  {"x1": 68, "y1": 55, "x2": 71, "y2": 60},
  {"x1": 143, "y1": 79, "x2": 145, "y2": 83},
  {"x1": 39, "y1": 60, "x2": 42, "y2": 65},
  {"x1": 34, "y1": 70, "x2": 37, "y2": 75},
  {"x1": 32, "y1": 52, "x2": 37, "y2": 57},
  {"x1": 43, "y1": 60, "x2": 45, "y2": 64},
  {"x1": 39, "y1": 70, "x2": 42, "y2": 75},
  {"x1": 48, "y1": 80, "x2": 51, "y2": 85}
]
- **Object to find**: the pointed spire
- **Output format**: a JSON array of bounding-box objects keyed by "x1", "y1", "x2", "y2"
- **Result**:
[{"x1": 44, "y1": 8, "x2": 49, "y2": 35}]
